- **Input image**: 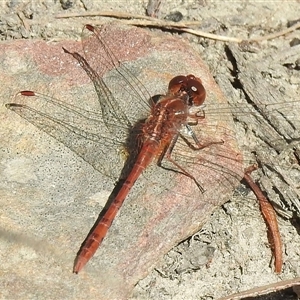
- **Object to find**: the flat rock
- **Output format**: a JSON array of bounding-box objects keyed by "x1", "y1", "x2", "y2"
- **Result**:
[{"x1": 0, "y1": 23, "x2": 242, "y2": 299}]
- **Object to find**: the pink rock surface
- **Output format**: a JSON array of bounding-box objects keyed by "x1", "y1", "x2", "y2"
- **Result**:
[{"x1": 1, "y1": 23, "x2": 242, "y2": 299}]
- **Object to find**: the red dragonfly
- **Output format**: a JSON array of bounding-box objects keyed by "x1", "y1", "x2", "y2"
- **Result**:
[
  {"x1": 7, "y1": 24, "x2": 230, "y2": 273},
  {"x1": 6, "y1": 25, "x2": 300, "y2": 274}
]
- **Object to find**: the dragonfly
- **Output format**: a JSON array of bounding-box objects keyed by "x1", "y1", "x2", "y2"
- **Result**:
[{"x1": 6, "y1": 24, "x2": 300, "y2": 274}]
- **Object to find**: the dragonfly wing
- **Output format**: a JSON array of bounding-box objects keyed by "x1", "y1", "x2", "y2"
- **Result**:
[
  {"x1": 80, "y1": 25, "x2": 152, "y2": 129},
  {"x1": 6, "y1": 92, "x2": 127, "y2": 181}
]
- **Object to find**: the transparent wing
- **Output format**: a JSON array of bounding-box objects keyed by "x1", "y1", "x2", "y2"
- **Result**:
[
  {"x1": 205, "y1": 99, "x2": 300, "y2": 151},
  {"x1": 78, "y1": 24, "x2": 152, "y2": 131},
  {"x1": 6, "y1": 91, "x2": 128, "y2": 181}
]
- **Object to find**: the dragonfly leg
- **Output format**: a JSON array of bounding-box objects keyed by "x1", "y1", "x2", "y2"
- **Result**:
[
  {"x1": 158, "y1": 134, "x2": 205, "y2": 192},
  {"x1": 181, "y1": 124, "x2": 224, "y2": 151},
  {"x1": 185, "y1": 108, "x2": 224, "y2": 149}
]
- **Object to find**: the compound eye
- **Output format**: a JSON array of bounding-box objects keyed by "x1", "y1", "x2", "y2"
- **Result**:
[
  {"x1": 186, "y1": 74, "x2": 202, "y2": 83},
  {"x1": 168, "y1": 75, "x2": 187, "y2": 94},
  {"x1": 187, "y1": 78, "x2": 206, "y2": 106}
]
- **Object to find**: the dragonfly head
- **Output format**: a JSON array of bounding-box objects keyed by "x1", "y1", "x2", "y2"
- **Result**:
[{"x1": 168, "y1": 74, "x2": 206, "y2": 107}]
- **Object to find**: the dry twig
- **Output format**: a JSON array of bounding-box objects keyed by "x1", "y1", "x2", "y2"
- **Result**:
[
  {"x1": 219, "y1": 277, "x2": 300, "y2": 300},
  {"x1": 55, "y1": 10, "x2": 300, "y2": 43},
  {"x1": 243, "y1": 165, "x2": 282, "y2": 274}
]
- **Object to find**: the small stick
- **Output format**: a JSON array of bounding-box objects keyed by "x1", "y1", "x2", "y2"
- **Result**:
[
  {"x1": 146, "y1": 0, "x2": 162, "y2": 18},
  {"x1": 17, "y1": 11, "x2": 30, "y2": 32},
  {"x1": 55, "y1": 10, "x2": 199, "y2": 25},
  {"x1": 55, "y1": 11, "x2": 300, "y2": 43},
  {"x1": 181, "y1": 21, "x2": 300, "y2": 42},
  {"x1": 243, "y1": 165, "x2": 282, "y2": 273},
  {"x1": 218, "y1": 277, "x2": 300, "y2": 300}
]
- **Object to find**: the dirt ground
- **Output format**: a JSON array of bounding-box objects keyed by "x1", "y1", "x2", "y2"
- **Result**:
[{"x1": 1, "y1": 1, "x2": 300, "y2": 300}]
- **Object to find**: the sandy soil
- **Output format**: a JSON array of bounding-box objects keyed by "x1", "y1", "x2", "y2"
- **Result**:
[{"x1": 1, "y1": 1, "x2": 300, "y2": 300}]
